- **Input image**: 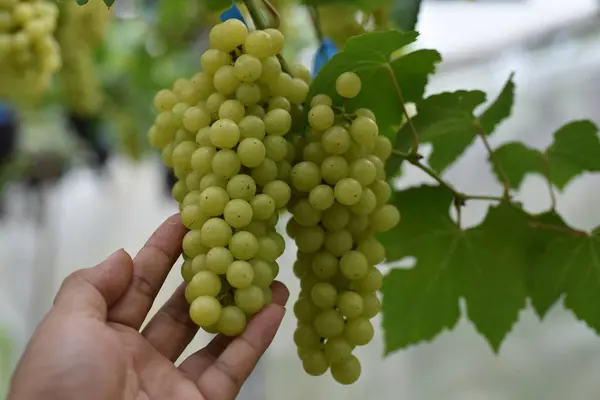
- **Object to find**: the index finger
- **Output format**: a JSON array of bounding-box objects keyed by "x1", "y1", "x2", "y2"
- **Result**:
[{"x1": 108, "y1": 214, "x2": 188, "y2": 329}]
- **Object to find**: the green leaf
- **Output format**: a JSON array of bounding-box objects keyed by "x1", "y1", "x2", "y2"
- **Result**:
[
  {"x1": 491, "y1": 120, "x2": 600, "y2": 190},
  {"x1": 478, "y1": 73, "x2": 515, "y2": 134},
  {"x1": 493, "y1": 142, "x2": 543, "y2": 189},
  {"x1": 103, "y1": 0, "x2": 114, "y2": 7},
  {"x1": 307, "y1": 30, "x2": 441, "y2": 131},
  {"x1": 545, "y1": 120, "x2": 600, "y2": 189},
  {"x1": 380, "y1": 185, "x2": 533, "y2": 353},
  {"x1": 396, "y1": 90, "x2": 486, "y2": 173},
  {"x1": 76, "y1": 0, "x2": 89, "y2": 5},
  {"x1": 390, "y1": 0, "x2": 422, "y2": 31},
  {"x1": 204, "y1": 0, "x2": 233, "y2": 11},
  {"x1": 530, "y1": 220, "x2": 600, "y2": 332}
]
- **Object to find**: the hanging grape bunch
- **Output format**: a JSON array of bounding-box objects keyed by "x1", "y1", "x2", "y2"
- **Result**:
[
  {"x1": 0, "y1": 0, "x2": 61, "y2": 102},
  {"x1": 148, "y1": 17, "x2": 400, "y2": 386},
  {"x1": 288, "y1": 72, "x2": 399, "y2": 384},
  {"x1": 148, "y1": 18, "x2": 309, "y2": 337}
]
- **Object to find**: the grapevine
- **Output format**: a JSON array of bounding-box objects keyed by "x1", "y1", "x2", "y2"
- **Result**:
[{"x1": 0, "y1": 0, "x2": 61, "y2": 104}]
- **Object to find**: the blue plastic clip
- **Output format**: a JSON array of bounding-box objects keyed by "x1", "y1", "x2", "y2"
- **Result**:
[
  {"x1": 312, "y1": 38, "x2": 338, "y2": 77},
  {"x1": 220, "y1": 1, "x2": 246, "y2": 25}
]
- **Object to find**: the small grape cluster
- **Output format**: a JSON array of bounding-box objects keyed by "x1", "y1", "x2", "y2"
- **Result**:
[
  {"x1": 0, "y1": 0, "x2": 61, "y2": 102},
  {"x1": 287, "y1": 72, "x2": 400, "y2": 384},
  {"x1": 148, "y1": 19, "x2": 310, "y2": 337}
]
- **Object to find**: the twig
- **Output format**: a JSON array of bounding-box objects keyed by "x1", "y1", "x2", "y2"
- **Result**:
[
  {"x1": 540, "y1": 151, "x2": 557, "y2": 211},
  {"x1": 474, "y1": 121, "x2": 511, "y2": 200},
  {"x1": 385, "y1": 64, "x2": 419, "y2": 155},
  {"x1": 528, "y1": 221, "x2": 588, "y2": 237}
]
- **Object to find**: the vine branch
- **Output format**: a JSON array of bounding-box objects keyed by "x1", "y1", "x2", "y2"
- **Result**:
[
  {"x1": 385, "y1": 64, "x2": 419, "y2": 156},
  {"x1": 474, "y1": 121, "x2": 511, "y2": 200}
]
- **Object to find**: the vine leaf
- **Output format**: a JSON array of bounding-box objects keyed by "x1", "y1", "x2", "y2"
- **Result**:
[
  {"x1": 380, "y1": 185, "x2": 535, "y2": 353},
  {"x1": 479, "y1": 73, "x2": 515, "y2": 135},
  {"x1": 492, "y1": 120, "x2": 600, "y2": 190},
  {"x1": 307, "y1": 30, "x2": 441, "y2": 131},
  {"x1": 395, "y1": 90, "x2": 486, "y2": 173}
]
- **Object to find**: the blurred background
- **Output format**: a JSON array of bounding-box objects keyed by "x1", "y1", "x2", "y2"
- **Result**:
[{"x1": 2, "y1": 0, "x2": 600, "y2": 398}]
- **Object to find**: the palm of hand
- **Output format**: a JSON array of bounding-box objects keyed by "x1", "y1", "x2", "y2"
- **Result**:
[{"x1": 9, "y1": 215, "x2": 288, "y2": 400}]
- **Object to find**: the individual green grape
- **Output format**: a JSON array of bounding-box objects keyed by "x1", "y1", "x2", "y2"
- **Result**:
[
  {"x1": 350, "y1": 267, "x2": 383, "y2": 293},
  {"x1": 213, "y1": 65, "x2": 240, "y2": 95},
  {"x1": 258, "y1": 56, "x2": 282, "y2": 83},
  {"x1": 356, "y1": 236, "x2": 385, "y2": 265},
  {"x1": 233, "y1": 53, "x2": 262, "y2": 82},
  {"x1": 212, "y1": 149, "x2": 241, "y2": 179},
  {"x1": 361, "y1": 293, "x2": 381, "y2": 319},
  {"x1": 218, "y1": 100, "x2": 245, "y2": 123},
  {"x1": 185, "y1": 270, "x2": 222, "y2": 303},
  {"x1": 237, "y1": 138, "x2": 266, "y2": 168},
  {"x1": 336, "y1": 291, "x2": 364, "y2": 319},
  {"x1": 311, "y1": 282, "x2": 337, "y2": 308},
  {"x1": 198, "y1": 186, "x2": 229, "y2": 217},
  {"x1": 181, "y1": 205, "x2": 209, "y2": 230},
  {"x1": 331, "y1": 355, "x2": 361, "y2": 385},
  {"x1": 369, "y1": 204, "x2": 401, "y2": 232},
  {"x1": 320, "y1": 202, "x2": 349, "y2": 232},
  {"x1": 182, "y1": 191, "x2": 203, "y2": 208},
  {"x1": 321, "y1": 156, "x2": 349, "y2": 185},
  {"x1": 308, "y1": 185, "x2": 335, "y2": 211},
  {"x1": 269, "y1": 72, "x2": 293, "y2": 98},
  {"x1": 226, "y1": 260, "x2": 255, "y2": 289},
  {"x1": 200, "y1": 218, "x2": 233, "y2": 247},
  {"x1": 251, "y1": 158, "x2": 278, "y2": 186},
  {"x1": 373, "y1": 135, "x2": 392, "y2": 160},
  {"x1": 336, "y1": 71, "x2": 361, "y2": 99},
  {"x1": 263, "y1": 135, "x2": 288, "y2": 162},
  {"x1": 153, "y1": 89, "x2": 178, "y2": 112},
  {"x1": 302, "y1": 349, "x2": 329, "y2": 376},
  {"x1": 236, "y1": 82, "x2": 261, "y2": 106},
  {"x1": 324, "y1": 337, "x2": 353, "y2": 364},
  {"x1": 181, "y1": 260, "x2": 195, "y2": 282},
  {"x1": 263, "y1": 108, "x2": 292, "y2": 136},
  {"x1": 191, "y1": 254, "x2": 208, "y2": 275},
  {"x1": 322, "y1": 126, "x2": 351, "y2": 155},
  {"x1": 267, "y1": 96, "x2": 291, "y2": 112},
  {"x1": 201, "y1": 49, "x2": 232, "y2": 74},
  {"x1": 238, "y1": 115, "x2": 266, "y2": 140},
  {"x1": 324, "y1": 230, "x2": 353, "y2": 257},
  {"x1": 264, "y1": 28, "x2": 284, "y2": 54},
  {"x1": 223, "y1": 199, "x2": 253, "y2": 229},
  {"x1": 206, "y1": 92, "x2": 226, "y2": 116},
  {"x1": 288, "y1": 78, "x2": 309, "y2": 104},
  {"x1": 350, "y1": 116, "x2": 378, "y2": 145},
  {"x1": 308, "y1": 105, "x2": 335, "y2": 131},
  {"x1": 295, "y1": 225, "x2": 325, "y2": 253},
  {"x1": 182, "y1": 230, "x2": 205, "y2": 258},
  {"x1": 310, "y1": 94, "x2": 333, "y2": 108},
  {"x1": 226, "y1": 174, "x2": 257, "y2": 201},
  {"x1": 291, "y1": 63, "x2": 311, "y2": 84},
  {"x1": 217, "y1": 306, "x2": 247, "y2": 336},
  {"x1": 245, "y1": 104, "x2": 265, "y2": 119},
  {"x1": 314, "y1": 308, "x2": 345, "y2": 339},
  {"x1": 333, "y1": 178, "x2": 362, "y2": 206},
  {"x1": 370, "y1": 180, "x2": 391, "y2": 207},
  {"x1": 171, "y1": 180, "x2": 189, "y2": 203},
  {"x1": 245, "y1": 221, "x2": 268, "y2": 238},
  {"x1": 199, "y1": 173, "x2": 228, "y2": 192},
  {"x1": 291, "y1": 161, "x2": 322, "y2": 192},
  {"x1": 339, "y1": 251, "x2": 369, "y2": 280},
  {"x1": 234, "y1": 285, "x2": 265, "y2": 315},
  {"x1": 303, "y1": 141, "x2": 326, "y2": 164},
  {"x1": 269, "y1": 232, "x2": 286, "y2": 258},
  {"x1": 343, "y1": 317, "x2": 374, "y2": 346},
  {"x1": 349, "y1": 158, "x2": 377, "y2": 187},
  {"x1": 250, "y1": 259, "x2": 274, "y2": 288},
  {"x1": 229, "y1": 231, "x2": 259, "y2": 261},
  {"x1": 209, "y1": 18, "x2": 248, "y2": 52},
  {"x1": 257, "y1": 236, "x2": 279, "y2": 262},
  {"x1": 189, "y1": 296, "x2": 222, "y2": 327},
  {"x1": 185, "y1": 171, "x2": 203, "y2": 191},
  {"x1": 277, "y1": 160, "x2": 292, "y2": 181},
  {"x1": 244, "y1": 30, "x2": 273, "y2": 58},
  {"x1": 293, "y1": 297, "x2": 319, "y2": 323},
  {"x1": 292, "y1": 199, "x2": 322, "y2": 227},
  {"x1": 172, "y1": 141, "x2": 198, "y2": 178},
  {"x1": 348, "y1": 188, "x2": 377, "y2": 216},
  {"x1": 366, "y1": 155, "x2": 386, "y2": 180},
  {"x1": 249, "y1": 194, "x2": 276, "y2": 221},
  {"x1": 311, "y1": 251, "x2": 338, "y2": 279},
  {"x1": 210, "y1": 119, "x2": 240, "y2": 149},
  {"x1": 262, "y1": 180, "x2": 291, "y2": 208},
  {"x1": 355, "y1": 108, "x2": 376, "y2": 121},
  {"x1": 205, "y1": 247, "x2": 233, "y2": 275}
]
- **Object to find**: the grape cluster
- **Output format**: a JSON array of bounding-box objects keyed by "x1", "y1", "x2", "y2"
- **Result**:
[
  {"x1": 0, "y1": 0, "x2": 61, "y2": 103},
  {"x1": 287, "y1": 72, "x2": 399, "y2": 384},
  {"x1": 56, "y1": 0, "x2": 111, "y2": 116},
  {"x1": 148, "y1": 19, "x2": 311, "y2": 337}
]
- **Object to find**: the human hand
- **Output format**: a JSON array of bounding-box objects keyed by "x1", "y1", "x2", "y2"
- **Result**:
[{"x1": 8, "y1": 214, "x2": 289, "y2": 400}]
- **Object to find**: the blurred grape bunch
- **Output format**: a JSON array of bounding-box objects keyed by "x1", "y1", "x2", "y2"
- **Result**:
[
  {"x1": 0, "y1": 0, "x2": 62, "y2": 105},
  {"x1": 56, "y1": 0, "x2": 112, "y2": 117}
]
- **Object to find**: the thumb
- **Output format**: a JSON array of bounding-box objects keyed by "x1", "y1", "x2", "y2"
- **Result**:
[{"x1": 53, "y1": 249, "x2": 134, "y2": 319}]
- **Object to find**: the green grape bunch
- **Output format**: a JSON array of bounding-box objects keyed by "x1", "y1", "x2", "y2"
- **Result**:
[
  {"x1": 147, "y1": 18, "x2": 400, "y2": 386},
  {"x1": 287, "y1": 72, "x2": 399, "y2": 385},
  {"x1": 0, "y1": 0, "x2": 61, "y2": 103},
  {"x1": 148, "y1": 19, "x2": 310, "y2": 338}
]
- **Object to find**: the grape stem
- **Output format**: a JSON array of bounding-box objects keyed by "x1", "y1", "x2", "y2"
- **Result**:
[{"x1": 384, "y1": 64, "x2": 419, "y2": 156}]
